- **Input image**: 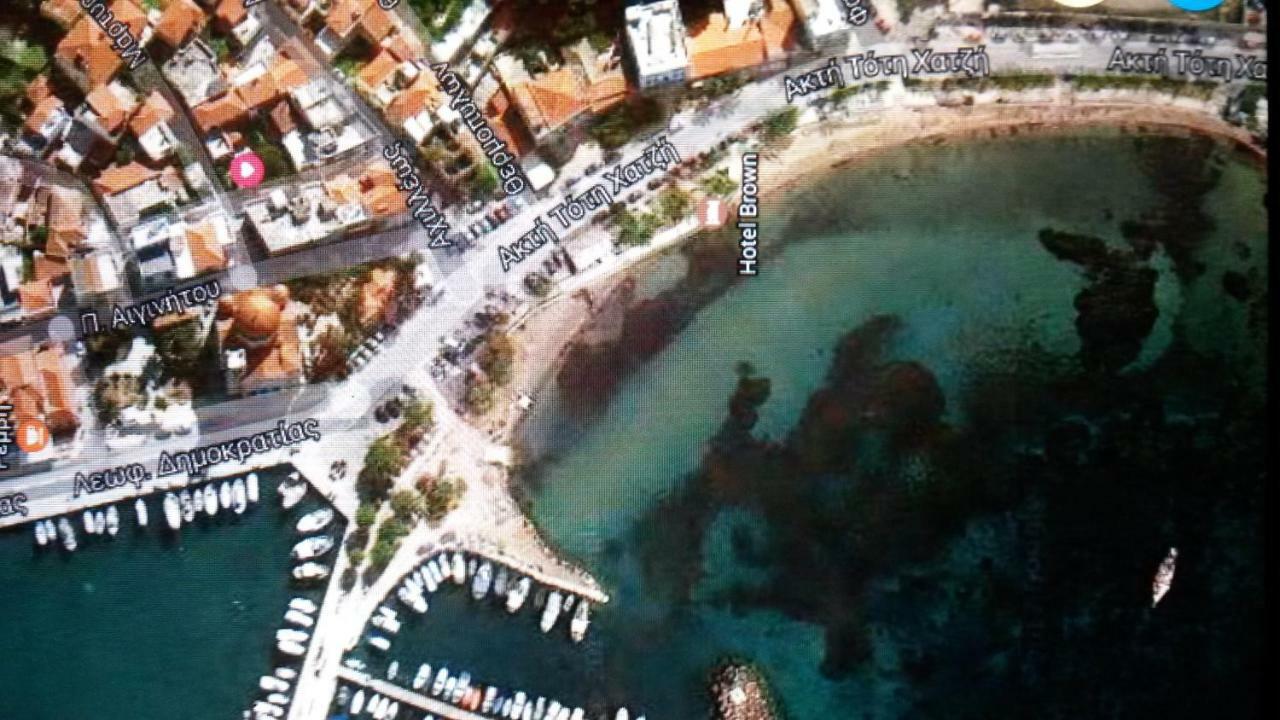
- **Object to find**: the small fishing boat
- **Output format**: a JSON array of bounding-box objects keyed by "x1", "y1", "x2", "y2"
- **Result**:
[
  {"x1": 412, "y1": 663, "x2": 432, "y2": 690},
  {"x1": 82, "y1": 510, "x2": 95, "y2": 534},
  {"x1": 276, "y1": 628, "x2": 309, "y2": 643},
  {"x1": 232, "y1": 478, "x2": 247, "y2": 515},
  {"x1": 472, "y1": 561, "x2": 493, "y2": 600},
  {"x1": 284, "y1": 609, "x2": 314, "y2": 628},
  {"x1": 386, "y1": 701, "x2": 400, "y2": 719},
  {"x1": 135, "y1": 497, "x2": 148, "y2": 527},
  {"x1": 34, "y1": 521, "x2": 48, "y2": 546},
  {"x1": 483, "y1": 687, "x2": 498, "y2": 714},
  {"x1": 387, "y1": 660, "x2": 399, "y2": 680},
  {"x1": 533, "y1": 696, "x2": 546, "y2": 720},
  {"x1": 58, "y1": 518, "x2": 77, "y2": 551},
  {"x1": 493, "y1": 565, "x2": 510, "y2": 597},
  {"x1": 367, "y1": 634, "x2": 391, "y2": 652},
  {"x1": 104, "y1": 505, "x2": 119, "y2": 537},
  {"x1": 253, "y1": 700, "x2": 285, "y2": 717},
  {"x1": 94, "y1": 510, "x2": 107, "y2": 535},
  {"x1": 615, "y1": 709, "x2": 630, "y2": 720},
  {"x1": 273, "y1": 667, "x2": 298, "y2": 680},
  {"x1": 1152, "y1": 547, "x2": 1178, "y2": 608},
  {"x1": 431, "y1": 668, "x2": 448, "y2": 696},
  {"x1": 179, "y1": 489, "x2": 195, "y2": 522},
  {"x1": 219, "y1": 481, "x2": 232, "y2": 510},
  {"x1": 276, "y1": 639, "x2": 306, "y2": 657},
  {"x1": 570, "y1": 600, "x2": 590, "y2": 643},
  {"x1": 506, "y1": 577, "x2": 531, "y2": 613},
  {"x1": 289, "y1": 597, "x2": 317, "y2": 614},
  {"x1": 203, "y1": 485, "x2": 218, "y2": 516},
  {"x1": 540, "y1": 591, "x2": 563, "y2": 633},
  {"x1": 164, "y1": 493, "x2": 181, "y2": 530},
  {"x1": 295, "y1": 507, "x2": 334, "y2": 534},
  {"x1": 451, "y1": 553, "x2": 466, "y2": 584},
  {"x1": 350, "y1": 689, "x2": 366, "y2": 715},
  {"x1": 266, "y1": 692, "x2": 290, "y2": 707},
  {"x1": 247, "y1": 473, "x2": 260, "y2": 503},
  {"x1": 291, "y1": 562, "x2": 330, "y2": 582},
  {"x1": 259, "y1": 676, "x2": 289, "y2": 693},
  {"x1": 280, "y1": 482, "x2": 307, "y2": 510}
]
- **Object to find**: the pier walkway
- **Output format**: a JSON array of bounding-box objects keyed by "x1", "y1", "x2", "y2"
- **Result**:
[{"x1": 337, "y1": 668, "x2": 490, "y2": 720}]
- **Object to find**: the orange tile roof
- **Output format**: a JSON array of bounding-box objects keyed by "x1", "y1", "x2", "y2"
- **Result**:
[
  {"x1": 129, "y1": 91, "x2": 175, "y2": 136},
  {"x1": 93, "y1": 162, "x2": 159, "y2": 195},
  {"x1": 357, "y1": 49, "x2": 400, "y2": 92},
  {"x1": 324, "y1": 175, "x2": 362, "y2": 205},
  {"x1": 687, "y1": 3, "x2": 796, "y2": 81},
  {"x1": 0, "y1": 345, "x2": 80, "y2": 434},
  {"x1": 359, "y1": 165, "x2": 405, "y2": 217},
  {"x1": 270, "y1": 57, "x2": 309, "y2": 93},
  {"x1": 34, "y1": 253, "x2": 70, "y2": 283},
  {"x1": 234, "y1": 70, "x2": 280, "y2": 109},
  {"x1": 109, "y1": 0, "x2": 148, "y2": 37},
  {"x1": 86, "y1": 85, "x2": 138, "y2": 134},
  {"x1": 35, "y1": 346, "x2": 77, "y2": 428},
  {"x1": 18, "y1": 280, "x2": 57, "y2": 315},
  {"x1": 24, "y1": 96, "x2": 66, "y2": 134},
  {"x1": 587, "y1": 72, "x2": 627, "y2": 112},
  {"x1": 154, "y1": 0, "x2": 207, "y2": 47},
  {"x1": 384, "y1": 31, "x2": 425, "y2": 62},
  {"x1": 193, "y1": 92, "x2": 250, "y2": 131},
  {"x1": 511, "y1": 68, "x2": 588, "y2": 135},
  {"x1": 358, "y1": 6, "x2": 394, "y2": 42},
  {"x1": 268, "y1": 101, "x2": 297, "y2": 135},
  {"x1": 215, "y1": 0, "x2": 248, "y2": 27},
  {"x1": 385, "y1": 72, "x2": 442, "y2": 125},
  {"x1": 47, "y1": 227, "x2": 85, "y2": 259},
  {"x1": 326, "y1": 0, "x2": 375, "y2": 37},
  {"x1": 484, "y1": 90, "x2": 535, "y2": 158},
  {"x1": 57, "y1": 17, "x2": 123, "y2": 86},
  {"x1": 41, "y1": 0, "x2": 85, "y2": 27},
  {"x1": 216, "y1": 288, "x2": 304, "y2": 392},
  {"x1": 185, "y1": 220, "x2": 228, "y2": 274}
]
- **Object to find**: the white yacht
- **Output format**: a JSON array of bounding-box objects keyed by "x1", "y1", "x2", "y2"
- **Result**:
[
  {"x1": 276, "y1": 628, "x2": 309, "y2": 643},
  {"x1": 259, "y1": 676, "x2": 289, "y2": 693},
  {"x1": 82, "y1": 509, "x2": 95, "y2": 534},
  {"x1": 219, "y1": 481, "x2": 232, "y2": 510},
  {"x1": 412, "y1": 663, "x2": 432, "y2": 690},
  {"x1": 557, "y1": 708, "x2": 571, "y2": 720},
  {"x1": 428, "y1": 558, "x2": 444, "y2": 585},
  {"x1": 387, "y1": 660, "x2": 400, "y2": 680},
  {"x1": 423, "y1": 565, "x2": 439, "y2": 593},
  {"x1": 284, "y1": 609, "x2": 314, "y2": 628},
  {"x1": 266, "y1": 692, "x2": 290, "y2": 707},
  {"x1": 533, "y1": 696, "x2": 546, "y2": 720},
  {"x1": 134, "y1": 497, "x2": 148, "y2": 527},
  {"x1": 164, "y1": 493, "x2": 181, "y2": 530},
  {"x1": 494, "y1": 566, "x2": 510, "y2": 597},
  {"x1": 367, "y1": 695, "x2": 384, "y2": 719},
  {"x1": 367, "y1": 634, "x2": 391, "y2": 652},
  {"x1": 292, "y1": 535, "x2": 335, "y2": 561},
  {"x1": 291, "y1": 562, "x2": 330, "y2": 582},
  {"x1": 350, "y1": 689, "x2": 366, "y2": 715},
  {"x1": 570, "y1": 601, "x2": 590, "y2": 642},
  {"x1": 451, "y1": 553, "x2": 466, "y2": 584},
  {"x1": 472, "y1": 561, "x2": 493, "y2": 600},
  {"x1": 397, "y1": 586, "x2": 428, "y2": 614},
  {"x1": 247, "y1": 473, "x2": 260, "y2": 503},
  {"x1": 431, "y1": 668, "x2": 449, "y2": 696},
  {"x1": 274, "y1": 667, "x2": 298, "y2": 680},
  {"x1": 105, "y1": 505, "x2": 120, "y2": 537},
  {"x1": 500, "y1": 698, "x2": 512, "y2": 717},
  {"x1": 203, "y1": 485, "x2": 218, "y2": 516},
  {"x1": 1152, "y1": 547, "x2": 1178, "y2": 608},
  {"x1": 34, "y1": 521, "x2": 48, "y2": 546},
  {"x1": 453, "y1": 671, "x2": 471, "y2": 703},
  {"x1": 371, "y1": 613, "x2": 401, "y2": 634},
  {"x1": 253, "y1": 701, "x2": 285, "y2": 717},
  {"x1": 540, "y1": 591, "x2": 563, "y2": 633},
  {"x1": 386, "y1": 701, "x2": 400, "y2": 719},
  {"x1": 482, "y1": 687, "x2": 498, "y2": 713},
  {"x1": 523, "y1": 704, "x2": 533, "y2": 720},
  {"x1": 43, "y1": 520, "x2": 57, "y2": 544},
  {"x1": 288, "y1": 597, "x2": 318, "y2": 614},
  {"x1": 615, "y1": 710, "x2": 630, "y2": 720},
  {"x1": 296, "y1": 507, "x2": 334, "y2": 534},
  {"x1": 94, "y1": 510, "x2": 107, "y2": 534},
  {"x1": 506, "y1": 577, "x2": 531, "y2": 613},
  {"x1": 276, "y1": 639, "x2": 306, "y2": 657},
  {"x1": 280, "y1": 481, "x2": 307, "y2": 510},
  {"x1": 443, "y1": 676, "x2": 457, "y2": 703},
  {"x1": 179, "y1": 489, "x2": 194, "y2": 522},
  {"x1": 233, "y1": 478, "x2": 248, "y2": 515},
  {"x1": 513, "y1": 692, "x2": 527, "y2": 718},
  {"x1": 570, "y1": 709, "x2": 584, "y2": 720},
  {"x1": 547, "y1": 700, "x2": 562, "y2": 720}
]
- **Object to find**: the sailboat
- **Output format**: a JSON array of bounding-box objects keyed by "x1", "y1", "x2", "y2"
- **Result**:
[
  {"x1": 1152, "y1": 547, "x2": 1178, "y2": 608},
  {"x1": 135, "y1": 497, "x2": 149, "y2": 527}
]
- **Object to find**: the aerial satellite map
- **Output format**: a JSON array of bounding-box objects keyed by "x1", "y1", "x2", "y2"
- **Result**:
[{"x1": 0, "y1": 0, "x2": 1268, "y2": 718}]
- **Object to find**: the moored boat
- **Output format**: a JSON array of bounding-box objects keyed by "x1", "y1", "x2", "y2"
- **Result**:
[
  {"x1": 105, "y1": 505, "x2": 119, "y2": 537},
  {"x1": 387, "y1": 660, "x2": 400, "y2": 680},
  {"x1": 203, "y1": 485, "x2": 218, "y2": 516},
  {"x1": 179, "y1": 489, "x2": 195, "y2": 522},
  {"x1": 233, "y1": 478, "x2": 247, "y2": 515},
  {"x1": 1152, "y1": 546, "x2": 1178, "y2": 608},
  {"x1": 247, "y1": 473, "x2": 260, "y2": 503},
  {"x1": 291, "y1": 562, "x2": 330, "y2": 582},
  {"x1": 431, "y1": 668, "x2": 449, "y2": 696},
  {"x1": 135, "y1": 497, "x2": 149, "y2": 527},
  {"x1": 296, "y1": 507, "x2": 334, "y2": 534},
  {"x1": 288, "y1": 597, "x2": 318, "y2": 614},
  {"x1": 274, "y1": 667, "x2": 298, "y2": 680},
  {"x1": 82, "y1": 510, "x2": 95, "y2": 534},
  {"x1": 34, "y1": 521, "x2": 48, "y2": 546},
  {"x1": 367, "y1": 634, "x2": 391, "y2": 651},
  {"x1": 412, "y1": 663, "x2": 432, "y2": 690},
  {"x1": 494, "y1": 565, "x2": 510, "y2": 597},
  {"x1": 259, "y1": 675, "x2": 289, "y2": 693},
  {"x1": 276, "y1": 628, "x2": 309, "y2": 643},
  {"x1": 292, "y1": 535, "x2": 335, "y2": 561},
  {"x1": 219, "y1": 482, "x2": 232, "y2": 510},
  {"x1": 350, "y1": 689, "x2": 366, "y2": 715},
  {"x1": 482, "y1": 687, "x2": 497, "y2": 713},
  {"x1": 540, "y1": 590, "x2": 562, "y2": 633},
  {"x1": 506, "y1": 577, "x2": 531, "y2": 613},
  {"x1": 451, "y1": 553, "x2": 466, "y2": 584},
  {"x1": 280, "y1": 481, "x2": 306, "y2": 510},
  {"x1": 615, "y1": 709, "x2": 630, "y2": 720},
  {"x1": 276, "y1": 639, "x2": 306, "y2": 657},
  {"x1": 472, "y1": 561, "x2": 493, "y2": 600},
  {"x1": 284, "y1": 609, "x2": 314, "y2": 628},
  {"x1": 164, "y1": 493, "x2": 181, "y2": 529},
  {"x1": 94, "y1": 510, "x2": 107, "y2": 534}
]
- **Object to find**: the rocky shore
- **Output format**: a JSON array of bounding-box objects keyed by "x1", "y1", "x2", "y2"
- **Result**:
[{"x1": 710, "y1": 662, "x2": 779, "y2": 720}]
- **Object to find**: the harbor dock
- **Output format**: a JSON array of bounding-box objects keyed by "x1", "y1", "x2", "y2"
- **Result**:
[{"x1": 337, "y1": 667, "x2": 490, "y2": 720}]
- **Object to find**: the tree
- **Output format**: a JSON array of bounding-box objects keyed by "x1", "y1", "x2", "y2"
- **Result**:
[
  {"x1": 402, "y1": 398, "x2": 434, "y2": 432},
  {"x1": 761, "y1": 107, "x2": 799, "y2": 142},
  {"x1": 355, "y1": 502, "x2": 377, "y2": 528},
  {"x1": 93, "y1": 374, "x2": 143, "y2": 425},
  {"x1": 479, "y1": 332, "x2": 515, "y2": 387},
  {"x1": 465, "y1": 377, "x2": 496, "y2": 415},
  {"x1": 390, "y1": 489, "x2": 426, "y2": 523},
  {"x1": 657, "y1": 187, "x2": 692, "y2": 223},
  {"x1": 470, "y1": 163, "x2": 499, "y2": 200},
  {"x1": 423, "y1": 477, "x2": 466, "y2": 521},
  {"x1": 357, "y1": 436, "x2": 405, "y2": 500},
  {"x1": 155, "y1": 318, "x2": 205, "y2": 381},
  {"x1": 700, "y1": 168, "x2": 738, "y2": 197}
]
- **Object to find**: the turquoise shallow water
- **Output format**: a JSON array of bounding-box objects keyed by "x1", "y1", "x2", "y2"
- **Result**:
[
  {"x1": 502, "y1": 134, "x2": 1267, "y2": 719},
  {"x1": 0, "y1": 466, "x2": 329, "y2": 720}
]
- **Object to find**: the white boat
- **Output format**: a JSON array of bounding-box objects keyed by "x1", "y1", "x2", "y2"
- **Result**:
[
  {"x1": 501, "y1": 698, "x2": 512, "y2": 717},
  {"x1": 533, "y1": 696, "x2": 546, "y2": 720},
  {"x1": 276, "y1": 628, "x2": 309, "y2": 643},
  {"x1": 386, "y1": 701, "x2": 399, "y2": 719},
  {"x1": 367, "y1": 695, "x2": 384, "y2": 718},
  {"x1": 494, "y1": 566, "x2": 510, "y2": 597},
  {"x1": 563, "y1": 594, "x2": 576, "y2": 613},
  {"x1": 467, "y1": 557, "x2": 477, "y2": 578},
  {"x1": 203, "y1": 485, "x2": 218, "y2": 515},
  {"x1": 280, "y1": 482, "x2": 307, "y2": 510},
  {"x1": 34, "y1": 521, "x2": 48, "y2": 546},
  {"x1": 105, "y1": 505, "x2": 119, "y2": 537},
  {"x1": 292, "y1": 535, "x2": 335, "y2": 561},
  {"x1": 472, "y1": 561, "x2": 493, "y2": 599},
  {"x1": 1152, "y1": 547, "x2": 1178, "y2": 608},
  {"x1": 431, "y1": 668, "x2": 449, "y2": 696},
  {"x1": 507, "y1": 577, "x2": 531, "y2": 613},
  {"x1": 570, "y1": 601, "x2": 590, "y2": 642},
  {"x1": 482, "y1": 687, "x2": 498, "y2": 713},
  {"x1": 451, "y1": 553, "x2": 466, "y2": 584},
  {"x1": 387, "y1": 660, "x2": 400, "y2": 680},
  {"x1": 371, "y1": 613, "x2": 401, "y2": 634},
  {"x1": 547, "y1": 700, "x2": 562, "y2": 720},
  {"x1": 296, "y1": 507, "x2": 334, "y2": 534},
  {"x1": 253, "y1": 701, "x2": 285, "y2": 717},
  {"x1": 274, "y1": 667, "x2": 298, "y2": 680},
  {"x1": 44, "y1": 520, "x2": 57, "y2": 544},
  {"x1": 523, "y1": 704, "x2": 533, "y2": 720},
  {"x1": 412, "y1": 663, "x2": 432, "y2": 690},
  {"x1": 443, "y1": 676, "x2": 457, "y2": 703},
  {"x1": 291, "y1": 562, "x2": 330, "y2": 582},
  {"x1": 423, "y1": 565, "x2": 439, "y2": 593},
  {"x1": 540, "y1": 591, "x2": 562, "y2": 633},
  {"x1": 368, "y1": 634, "x2": 391, "y2": 651},
  {"x1": 266, "y1": 692, "x2": 290, "y2": 707},
  {"x1": 82, "y1": 510, "x2": 95, "y2": 534},
  {"x1": 397, "y1": 586, "x2": 428, "y2": 614},
  {"x1": 284, "y1": 609, "x2": 314, "y2": 628},
  {"x1": 569, "y1": 709, "x2": 583, "y2": 720},
  {"x1": 164, "y1": 493, "x2": 181, "y2": 529},
  {"x1": 557, "y1": 708, "x2": 572, "y2": 720},
  {"x1": 94, "y1": 510, "x2": 107, "y2": 534},
  {"x1": 453, "y1": 671, "x2": 470, "y2": 703},
  {"x1": 233, "y1": 479, "x2": 248, "y2": 515},
  {"x1": 219, "y1": 482, "x2": 232, "y2": 510},
  {"x1": 247, "y1": 473, "x2": 260, "y2": 503},
  {"x1": 259, "y1": 675, "x2": 290, "y2": 693},
  {"x1": 288, "y1": 597, "x2": 318, "y2": 614},
  {"x1": 135, "y1": 498, "x2": 148, "y2": 527},
  {"x1": 180, "y1": 489, "x2": 195, "y2": 522},
  {"x1": 513, "y1": 692, "x2": 527, "y2": 718},
  {"x1": 615, "y1": 710, "x2": 629, "y2": 720},
  {"x1": 427, "y1": 558, "x2": 444, "y2": 585},
  {"x1": 276, "y1": 639, "x2": 306, "y2": 657},
  {"x1": 350, "y1": 689, "x2": 366, "y2": 715}
]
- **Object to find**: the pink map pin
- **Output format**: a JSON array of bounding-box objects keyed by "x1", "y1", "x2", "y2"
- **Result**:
[{"x1": 230, "y1": 151, "x2": 266, "y2": 188}]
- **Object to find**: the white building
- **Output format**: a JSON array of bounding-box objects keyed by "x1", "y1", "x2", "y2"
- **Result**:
[
  {"x1": 625, "y1": 0, "x2": 690, "y2": 89},
  {"x1": 790, "y1": 0, "x2": 850, "y2": 52}
]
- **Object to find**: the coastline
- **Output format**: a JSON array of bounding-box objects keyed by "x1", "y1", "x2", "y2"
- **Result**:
[{"x1": 497, "y1": 101, "x2": 1265, "y2": 453}]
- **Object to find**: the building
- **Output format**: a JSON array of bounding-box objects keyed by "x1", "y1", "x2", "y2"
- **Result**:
[
  {"x1": 788, "y1": 0, "x2": 849, "y2": 53},
  {"x1": 130, "y1": 91, "x2": 180, "y2": 161},
  {"x1": 152, "y1": 0, "x2": 208, "y2": 49},
  {"x1": 625, "y1": 0, "x2": 690, "y2": 89},
  {"x1": 0, "y1": 343, "x2": 81, "y2": 441},
  {"x1": 686, "y1": 0, "x2": 796, "y2": 82},
  {"x1": 214, "y1": 286, "x2": 305, "y2": 397},
  {"x1": 243, "y1": 163, "x2": 403, "y2": 255}
]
